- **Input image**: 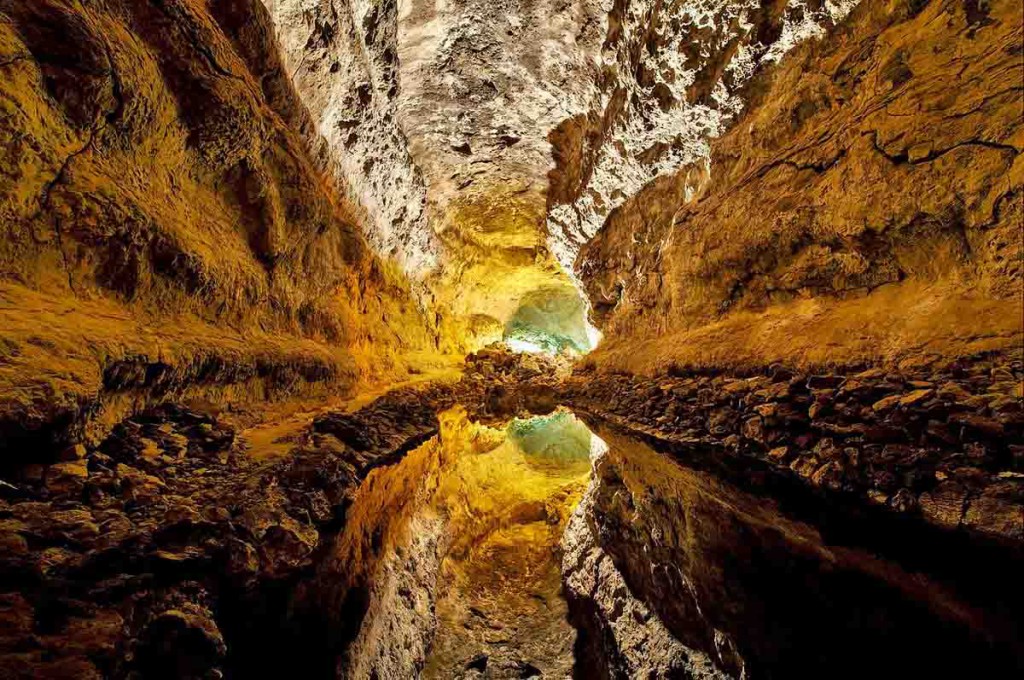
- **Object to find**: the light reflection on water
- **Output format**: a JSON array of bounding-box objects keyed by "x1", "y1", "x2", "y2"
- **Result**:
[{"x1": 333, "y1": 406, "x2": 1023, "y2": 678}]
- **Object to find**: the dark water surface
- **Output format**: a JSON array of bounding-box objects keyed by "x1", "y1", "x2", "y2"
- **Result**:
[{"x1": 333, "y1": 406, "x2": 1023, "y2": 677}]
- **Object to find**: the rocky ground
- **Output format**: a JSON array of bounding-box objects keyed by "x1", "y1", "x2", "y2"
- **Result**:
[
  {"x1": 0, "y1": 386, "x2": 456, "y2": 678},
  {"x1": 564, "y1": 350, "x2": 1024, "y2": 544},
  {"x1": 0, "y1": 347, "x2": 1019, "y2": 677},
  {"x1": 0, "y1": 347, "x2": 556, "y2": 678}
]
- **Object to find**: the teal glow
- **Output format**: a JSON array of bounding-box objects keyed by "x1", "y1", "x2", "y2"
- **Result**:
[
  {"x1": 507, "y1": 410, "x2": 593, "y2": 465},
  {"x1": 503, "y1": 287, "x2": 597, "y2": 355}
]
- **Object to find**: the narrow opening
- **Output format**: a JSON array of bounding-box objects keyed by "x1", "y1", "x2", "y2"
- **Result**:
[{"x1": 503, "y1": 286, "x2": 601, "y2": 355}]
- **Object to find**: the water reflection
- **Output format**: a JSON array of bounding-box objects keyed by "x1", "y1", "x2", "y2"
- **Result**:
[
  {"x1": 507, "y1": 410, "x2": 595, "y2": 466},
  {"x1": 571, "y1": 420, "x2": 1024, "y2": 678},
  {"x1": 325, "y1": 407, "x2": 1022, "y2": 678},
  {"x1": 329, "y1": 406, "x2": 597, "y2": 678}
]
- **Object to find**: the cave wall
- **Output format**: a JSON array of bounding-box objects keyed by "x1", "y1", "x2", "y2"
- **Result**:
[
  {"x1": 266, "y1": 0, "x2": 853, "y2": 351},
  {"x1": 545, "y1": 0, "x2": 858, "y2": 276},
  {"x1": 578, "y1": 0, "x2": 1023, "y2": 372},
  {"x1": 261, "y1": 0, "x2": 441, "y2": 274},
  {"x1": 0, "y1": 0, "x2": 438, "y2": 457}
]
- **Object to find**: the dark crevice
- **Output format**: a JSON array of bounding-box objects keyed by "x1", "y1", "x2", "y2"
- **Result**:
[
  {"x1": 941, "y1": 86, "x2": 1024, "y2": 120},
  {"x1": 29, "y1": 39, "x2": 125, "y2": 294},
  {"x1": 52, "y1": 217, "x2": 76, "y2": 293},
  {"x1": 755, "y1": 147, "x2": 848, "y2": 178},
  {"x1": 863, "y1": 129, "x2": 1021, "y2": 166},
  {"x1": 147, "y1": 0, "x2": 247, "y2": 82}
]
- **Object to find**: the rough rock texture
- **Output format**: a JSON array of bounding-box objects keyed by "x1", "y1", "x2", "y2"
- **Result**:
[
  {"x1": 1, "y1": 0, "x2": 1022, "y2": 677},
  {"x1": 0, "y1": 381, "x2": 456, "y2": 679},
  {"x1": 580, "y1": 0, "x2": 1023, "y2": 370},
  {"x1": 561, "y1": 441, "x2": 729, "y2": 680},
  {"x1": 0, "y1": 0, "x2": 438, "y2": 461},
  {"x1": 546, "y1": 0, "x2": 857, "y2": 278},
  {"x1": 263, "y1": 0, "x2": 604, "y2": 343},
  {"x1": 266, "y1": 0, "x2": 851, "y2": 349},
  {"x1": 566, "y1": 349, "x2": 1024, "y2": 542},
  {"x1": 261, "y1": 0, "x2": 440, "y2": 274}
]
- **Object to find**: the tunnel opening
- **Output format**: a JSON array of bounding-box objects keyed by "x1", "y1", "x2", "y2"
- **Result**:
[{"x1": 502, "y1": 286, "x2": 601, "y2": 355}]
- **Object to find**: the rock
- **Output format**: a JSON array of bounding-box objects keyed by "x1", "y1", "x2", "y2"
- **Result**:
[
  {"x1": 811, "y1": 461, "x2": 844, "y2": 491},
  {"x1": 35, "y1": 546, "x2": 80, "y2": 575},
  {"x1": 722, "y1": 380, "x2": 751, "y2": 395},
  {"x1": 807, "y1": 375, "x2": 845, "y2": 390},
  {"x1": 132, "y1": 608, "x2": 226, "y2": 679},
  {"x1": 963, "y1": 482, "x2": 1024, "y2": 541},
  {"x1": 45, "y1": 461, "x2": 88, "y2": 496},
  {"x1": 115, "y1": 464, "x2": 164, "y2": 501},
  {"x1": 898, "y1": 389, "x2": 935, "y2": 407},
  {"x1": 953, "y1": 415, "x2": 1005, "y2": 439},
  {"x1": 0, "y1": 530, "x2": 28, "y2": 554},
  {"x1": 889, "y1": 488, "x2": 917, "y2": 513},
  {"x1": 58, "y1": 444, "x2": 88, "y2": 462},
  {"x1": 48, "y1": 509, "x2": 100, "y2": 542},
  {"x1": 790, "y1": 456, "x2": 820, "y2": 479},
  {"x1": 226, "y1": 538, "x2": 260, "y2": 579},
  {"x1": 919, "y1": 482, "x2": 968, "y2": 529},
  {"x1": 257, "y1": 519, "x2": 319, "y2": 577},
  {"x1": 871, "y1": 395, "x2": 903, "y2": 413},
  {"x1": 741, "y1": 417, "x2": 766, "y2": 444},
  {"x1": 808, "y1": 403, "x2": 829, "y2": 423},
  {"x1": 867, "y1": 489, "x2": 889, "y2": 505},
  {"x1": 938, "y1": 382, "x2": 973, "y2": 400}
]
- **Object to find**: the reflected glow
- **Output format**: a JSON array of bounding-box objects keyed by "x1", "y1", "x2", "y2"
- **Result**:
[{"x1": 506, "y1": 337, "x2": 548, "y2": 354}]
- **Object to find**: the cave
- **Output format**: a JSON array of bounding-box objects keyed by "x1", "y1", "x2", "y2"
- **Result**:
[
  {"x1": 0, "y1": 0, "x2": 1021, "y2": 678},
  {"x1": 503, "y1": 287, "x2": 599, "y2": 355}
]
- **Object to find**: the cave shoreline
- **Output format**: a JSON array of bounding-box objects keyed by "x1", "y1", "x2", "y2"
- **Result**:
[{"x1": 0, "y1": 347, "x2": 1020, "y2": 677}]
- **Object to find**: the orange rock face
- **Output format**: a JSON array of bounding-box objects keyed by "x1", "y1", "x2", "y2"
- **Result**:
[
  {"x1": 0, "y1": 0, "x2": 438, "y2": 453},
  {"x1": 0, "y1": 2, "x2": 1021, "y2": 679},
  {"x1": 579, "y1": 0, "x2": 1023, "y2": 373}
]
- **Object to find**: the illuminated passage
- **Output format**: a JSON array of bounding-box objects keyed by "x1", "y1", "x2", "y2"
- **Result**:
[
  {"x1": 503, "y1": 287, "x2": 600, "y2": 355},
  {"x1": 330, "y1": 407, "x2": 603, "y2": 677}
]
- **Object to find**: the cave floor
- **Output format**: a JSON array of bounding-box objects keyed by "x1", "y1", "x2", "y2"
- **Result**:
[
  {"x1": 0, "y1": 349, "x2": 1021, "y2": 678},
  {"x1": 235, "y1": 364, "x2": 464, "y2": 462}
]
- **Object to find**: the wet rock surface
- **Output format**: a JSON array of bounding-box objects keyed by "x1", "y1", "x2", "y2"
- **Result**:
[{"x1": 564, "y1": 350, "x2": 1024, "y2": 543}]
